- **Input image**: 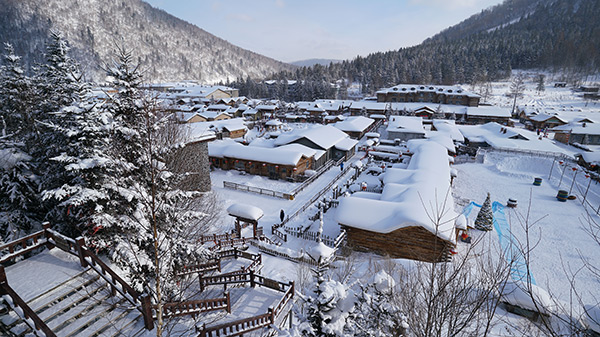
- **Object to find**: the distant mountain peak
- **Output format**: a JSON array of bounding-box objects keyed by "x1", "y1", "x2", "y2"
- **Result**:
[
  {"x1": 0, "y1": 0, "x2": 294, "y2": 83},
  {"x1": 290, "y1": 59, "x2": 342, "y2": 67}
]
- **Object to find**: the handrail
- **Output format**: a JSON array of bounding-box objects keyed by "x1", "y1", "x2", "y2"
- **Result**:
[
  {"x1": 0, "y1": 266, "x2": 57, "y2": 337},
  {"x1": 162, "y1": 293, "x2": 230, "y2": 318},
  {"x1": 0, "y1": 225, "x2": 51, "y2": 264},
  {"x1": 198, "y1": 311, "x2": 272, "y2": 337},
  {"x1": 197, "y1": 281, "x2": 294, "y2": 337}
]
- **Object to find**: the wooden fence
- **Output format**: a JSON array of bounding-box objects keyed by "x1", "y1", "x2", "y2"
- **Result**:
[
  {"x1": 197, "y1": 279, "x2": 294, "y2": 337},
  {"x1": 0, "y1": 223, "x2": 155, "y2": 333},
  {"x1": 223, "y1": 181, "x2": 293, "y2": 200},
  {"x1": 162, "y1": 293, "x2": 231, "y2": 319}
]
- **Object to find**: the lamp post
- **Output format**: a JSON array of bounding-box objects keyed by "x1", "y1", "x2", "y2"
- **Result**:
[{"x1": 568, "y1": 167, "x2": 578, "y2": 195}]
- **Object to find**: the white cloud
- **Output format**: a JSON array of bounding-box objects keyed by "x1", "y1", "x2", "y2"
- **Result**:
[{"x1": 275, "y1": 0, "x2": 285, "y2": 8}]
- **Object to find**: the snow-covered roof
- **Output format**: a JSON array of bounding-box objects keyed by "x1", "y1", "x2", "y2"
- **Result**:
[
  {"x1": 336, "y1": 139, "x2": 456, "y2": 241},
  {"x1": 466, "y1": 106, "x2": 511, "y2": 117},
  {"x1": 387, "y1": 116, "x2": 425, "y2": 134},
  {"x1": 552, "y1": 122, "x2": 600, "y2": 136},
  {"x1": 274, "y1": 125, "x2": 351, "y2": 150},
  {"x1": 184, "y1": 118, "x2": 247, "y2": 142},
  {"x1": 432, "y1": 119, "x2": 465, "y2": 142},
  {"x1": 265, "y1": 119, "x2": 283, "y2": 126},
  {"x1": 377, "y1": 84, "x2": 480, "y2": 98},
  {"x1": 333, "y1": 116, "x2": 375, "y2": 133},
  {"x1": 349, "y1": 101, "x2": 387, "y2": 111},
  {"x1": 580, "y1": 151, "x2": 600, "y2": 165},
  {"x1": 501, "y1": 281, "x2": 554, "y2": 314},
  {"x1": 459, "y1": 123, "x2": 568, "y2": 154},
  {"x1": 335, "y1": 138, "x2": 358, "y2": 151},
  {"x1": 227, "y1": 204, "x2": 264, "y2": 221},
  {"x1": 528, "y1": 113, "x2": 567, "y2": 123},
  {"x1": 176, "y1": 112, "x2": 200, "y2": 122},
  {"x1": 207, "y1": 104, "x2": 230, "y2": 111},
  {"x1": 209, "y1": 140, "x2": 310, "y2": 166},
  {"x1": 425, "y1": 133, "x2": 456, "y2": 153}
]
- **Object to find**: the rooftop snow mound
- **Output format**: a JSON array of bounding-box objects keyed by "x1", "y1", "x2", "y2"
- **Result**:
[
  {"x1": 336, "y1": 139, "x2": 456, "y2": 242},
  {"x1": 227, "y1": 204, "x2": 264, "y2": 221},
  {"x1": 209, "y1": 140, "x2": 309, "y2": 166},
  {"x1": 274, "y1": 125, "x2": 353, "y2": 150},
  {"x1": 333, "y1": 116, "x2": 374, "y2": 133}
]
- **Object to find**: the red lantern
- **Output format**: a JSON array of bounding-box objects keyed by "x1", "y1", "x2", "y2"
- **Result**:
[
  {"x1": 586, "y1": 174, "x2": 590, "y2": 178},
  {"x1": 248, "y1": 162, "x2": 252, "y2": 165},
  {"x1": 572, "y1": 167, "x2": 577, "y2": 171},
  {"x1": 559, "y1": 161, "x2": 564, "y2": 165},
  {"x1": 262, "y1": 163, "x2": 266, "y2": 167},
  {"x1": 275, "y1": 165, "x2": 279, "y2": 169},
  {"x1": 236, "y1": 160, "x2": 239, "y2": 163},
  {"x1": 293, "y1": 167, "x2": 297, "y2": 171}
]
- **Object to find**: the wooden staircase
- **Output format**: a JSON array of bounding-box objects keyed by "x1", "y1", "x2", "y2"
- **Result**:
[{"x1": 0, "y1": 267, "x2": 147, "y2": 337}]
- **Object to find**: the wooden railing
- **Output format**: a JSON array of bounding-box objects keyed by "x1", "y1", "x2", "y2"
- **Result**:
[
  {"x1": 0, "y1": 223, "x2": 154, "y2": 331},
  {"x1": 198, "y1": 233, "x2": 236, "y2": 245},
  {"x1": 197, "y1": 311, "x2": 273, "y2": 337},
  {"x1": 248, "y1": 241, "x2": 319, "y2": 266},
  {"x1": 197, "y1": 281, "x2": 294, "y2": 337},
  {"x1": 223, "y1": 181, "x2": 293, "y2": 200},
  {"x1": 210, "y1": 237, "x2": 252, "y2": 251},
  {"x1": 177, "y1": 260, "x2": 221, "y2": 277},
  {"x1": 0, "y1": 223, "x2": 52, "y2": 264},
  {"x1": 162, "y1": 293, "x2": 230, "y2": 319},
  {"x1": 0, "y1": 266, "x2": 56, "y2": 337},
  {"x1": 283, "y1": 227, "x2": 336, "y2": 247}
]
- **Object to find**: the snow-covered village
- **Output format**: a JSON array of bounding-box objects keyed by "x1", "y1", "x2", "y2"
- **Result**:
[{"x1": 1, "y1": 0, "x2": 600, "y2": 337}]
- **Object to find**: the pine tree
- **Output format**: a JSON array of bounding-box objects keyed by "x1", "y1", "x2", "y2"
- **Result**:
[
  {"x1": 300, "y1": 261, "x2": 356, "y2": 337},
  {"x1": 0, "y1": 43, "x2": 41, "y2": 241},
  {"x1": 355, "y1": 271, "x2": 407, "y2": 337},
  {"x1": 474, "y1": 192, "x2": 493, "y2": 231},
  {"x1": 536, "y1": 74, "x2": 546, "y2": 94},
  {"x1": 100, "y1": 46, "x2": 215, "y2": 336},
  {"x1": 40, "y1": 82, "x2": 113, "y2": 238},
  {"x1": 36, "y1": 30, "x2": 81, "y2": 115}
]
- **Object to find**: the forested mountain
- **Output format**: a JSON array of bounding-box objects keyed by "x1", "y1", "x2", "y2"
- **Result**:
[
  {"x1": 236, "y1": 0, "x2": 599, "y2": 99},
  {"x1": 0, "y1": 0, "x2": 294, "y2": 83}
]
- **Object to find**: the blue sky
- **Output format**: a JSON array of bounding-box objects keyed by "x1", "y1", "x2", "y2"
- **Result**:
[{"x1": 144, "y1": 0, "x2": 504, "y2": 63}]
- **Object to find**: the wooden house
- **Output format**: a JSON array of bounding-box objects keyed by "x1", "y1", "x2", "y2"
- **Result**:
[
  {"x1": 465, "y1": 106, "x2": 511, "y2": 125},
  {"x1": 527, "y1": 114, "x2": 567, "y2": 130},
  {"x1": 386, "y1": 116, "x2": 426, "y2": 141},
  {"x1": 274, "y1": 125, "x2": 357, "y2": 163},
  {"x1": 376, "y1": 84, "x2": 480, "y2": 107},
  {"x1": 333, "y1": 116, "x2": 375, "y2": 139},
  {"x1": 336, "y1": 140, "x2": 457, "y2": 262},
  {"x1": 209, "y1": 141, "x2": 313, "y2": 180},
  {"x1": 552, "y1": 123, "x2": 600, "y2": 145}
]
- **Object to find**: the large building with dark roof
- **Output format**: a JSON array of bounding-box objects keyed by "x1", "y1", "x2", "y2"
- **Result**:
[{"x1": 376, "y1": 84, "x2": 480, "y2": 107}]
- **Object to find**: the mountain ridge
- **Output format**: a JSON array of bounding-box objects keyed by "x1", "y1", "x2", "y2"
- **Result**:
[{"x1": 0, "y1": 0, "x2": 295, "y2": 83}]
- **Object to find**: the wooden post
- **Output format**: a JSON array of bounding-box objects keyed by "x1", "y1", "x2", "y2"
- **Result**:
[
  {"x1": 75, "y1": 237, "x2": 87, "y2": 268},
  {"x1": 250, "y1": 270, "x2": 255, "y2": 288},
  {"x1": 225, "y1": 292, "x2": 231, "y2": 313},
  {"x1": 0, "y1": 266, "x2": 7, "y2": 295},
  {"x1": 234, "y1": 247, "x2": 238, "y2": 259},
  {"x1": 268, "y1": 307, "x2": 275, "y2": 323},
  {"x1": 42, "y1": 222, "x2": 53, "y2": 249},
  {"x1": 199, "y1": 274, "x2": 204, "y2": 292},
  {"x1": 141, "y1": 295, "x2": 154, "y2": 330}
]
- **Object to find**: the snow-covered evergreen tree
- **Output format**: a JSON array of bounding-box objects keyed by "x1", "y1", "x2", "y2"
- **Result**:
[
  {"x1": 355, "y1": 270, "x2": 408, "y2": 337},
  {"x1": 0, "y1": 43, "x2": 41, "y2": 241},
  {"x1": 99, "y1": 46, "x2": 214, "y2": 335},
  {"x1": 299, "y1": 262, "x2": 357, "y2": 337},
  {"x1": 35, "y1": 31, "x2": 81, "y2": 114},
  {"x1": 40, "y1": 82, "x2": 113, "y2": 238},
  {"x1": 474, "y1": 192, "x2": 494, "y2": 231}
]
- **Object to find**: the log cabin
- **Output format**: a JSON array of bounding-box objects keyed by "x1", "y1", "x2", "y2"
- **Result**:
[{"x1": 336, "y1": 139, "x2": 457, "y2": 262}]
